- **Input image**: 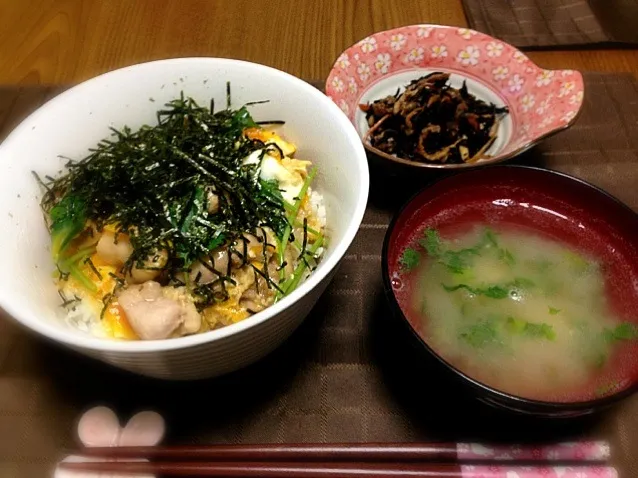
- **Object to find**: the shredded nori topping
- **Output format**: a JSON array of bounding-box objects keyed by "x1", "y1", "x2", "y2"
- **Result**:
[{"x1": 37, "y1": 91, "x2": 291, "y2": 309}]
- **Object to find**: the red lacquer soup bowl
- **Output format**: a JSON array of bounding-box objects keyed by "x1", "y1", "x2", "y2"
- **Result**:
[{"x1": 382, "y1": 165, "x2": 638, "y2": 417}]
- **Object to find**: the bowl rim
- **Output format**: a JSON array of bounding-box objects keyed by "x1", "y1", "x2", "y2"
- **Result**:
[
  {"x1": 326, "y1": 23, "x2": 586, "y2": 170},
  {"x1": 0, "y1": 57, "x2": 370, "y2": 353},
  {"x1": 381, "y1": 164, "x2": 638, "y2": 411}
]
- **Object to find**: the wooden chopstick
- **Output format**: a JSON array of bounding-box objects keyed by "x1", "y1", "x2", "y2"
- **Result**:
[
  {"x1": 79, "y1": 443, "x2": 457, "y2": 462},
  {"x1": 77, "y1": 441, "x2": 611, "y2": 463},
  {"x1": 58, "y1": 461, "x2": 618, "y2": 478}
]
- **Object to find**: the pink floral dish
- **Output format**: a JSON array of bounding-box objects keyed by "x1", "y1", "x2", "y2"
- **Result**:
[{"x1": 326, "y1": 25, "x2": 585, "y2": 169}]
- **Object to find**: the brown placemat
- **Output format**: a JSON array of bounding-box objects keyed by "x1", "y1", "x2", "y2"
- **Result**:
[
  {"x1": 462, "y1": 0, "x2": 638, "y2": 48},
  {"x1": 1, "y1": 75, "x2": 638, "y2": 477}
]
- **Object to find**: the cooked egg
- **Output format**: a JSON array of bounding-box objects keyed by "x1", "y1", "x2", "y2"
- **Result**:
[
  {"x1": 202, "y1": 266, "x2": 255, "y2": 326},
  {"x1": 244, "y1": 128, "x2": 296, "y2": 157},
  {"x1": 242, "y1": 131, "x2": 306, "y2": 204},
  {"x1": 203, "y1": 302, "x2": 250, "y2": 326},
  {"x1": 243, "y1": 149, "x2": 264, "y2": 166},
  {"x1": 259, "y1": 155, "x2": 303, "y2": 204},
  {"x1": 102, "y1": 301, "x2": 138, "y2": 339}
]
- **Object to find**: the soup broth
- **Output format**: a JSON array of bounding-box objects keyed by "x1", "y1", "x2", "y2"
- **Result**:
[{"x1": 400, "y1": 225, "x2": 638, "y2": 402}]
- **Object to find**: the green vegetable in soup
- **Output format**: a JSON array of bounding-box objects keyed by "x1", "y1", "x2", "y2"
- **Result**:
[
  {"x1": 505, "y1": 316, "x2": 526, "y2": 334},
  {"x1": 506, "y1": 317, "x2": 556, "y2": 341},
  {"x1": 499, "y1": 248, "x2": 516, "y2": 266},
  {"x1": 460, "y1": 315, "x2": 557, "y2": 348},
  {"x1": 603, "y1": 322, "x2": 638, "y2": 342},
  {"x1": 442, "y1": 283, "x2": 509, "y2": 299},
  {"x1": 512, "y1": 277, "x2": 535, "y2": 289},
  {"x1": 563, "y1": 250, "x2": 591, "y2": 273},
  {"x1": 422, "y1": 228, "x2": 442, "y2": 257},
  {"x1": 421, "y1": 228, "x2": 488, "y2": 274},
  {"x1": 459, "y1": 319, "x2": 500, "y2": 348},
  {"x1": 400, "y1": 247, "x2": 420, "y2": 271},
  {"x1": 522, "y1": 322, "x2": 556, "y2": 341},
  {"x1": 579, "y1": 322, "x2": 638, "y2": 369},
  {"x1": 441, "y1": 277, "x2": 534, "y2": 299},
  {"x1": 482, "y1": 228, "x2": 499, "y2": 248}
]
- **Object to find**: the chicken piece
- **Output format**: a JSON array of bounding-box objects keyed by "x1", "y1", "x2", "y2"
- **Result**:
[
  {"x1": 96, "y1": 231, "x2": 133, "y2": 266},
  {"x1": 231, "y1": 231, "x2": 270, "y2": 262},
  {"x1": 239, "y1": 285, "x2": 275, "y2": 314},
  {"x1": 283, "y1": 245, "x2": 296, "y2": 277},
  {"x1": 97, "y1": 229, "x2": 167, "y2": 282},
  {"x1": 189, "y1": 248, "x2": 229, "y2": 284},
  {"x1": 161, "y1": 286, "x2": 202, "y2": 335},
  {"x1": 201, "y1": 265, "x2": 257, "y2": 327},
  {"x1": 117, "y1": 281, "x2": 201, "y2": 340},
  {"x1": 127, "y1": 249, "x2": 169, "y2": 284},
  {"x1": 207, "y1": 189, "x2": 220, "y2": 214},
  {"x1": 189, "y1": 228, "x2": 276, "y2": 284}
]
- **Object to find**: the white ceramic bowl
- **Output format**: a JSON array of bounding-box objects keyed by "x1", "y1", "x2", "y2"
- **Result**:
[{"x1": 0, "y1": 58, "x2": 369, "y2": 380}]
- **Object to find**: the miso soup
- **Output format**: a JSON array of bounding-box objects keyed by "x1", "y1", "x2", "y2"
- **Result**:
[{"x1": 398, "y1": 225, "x2": 638, "y2": 402}]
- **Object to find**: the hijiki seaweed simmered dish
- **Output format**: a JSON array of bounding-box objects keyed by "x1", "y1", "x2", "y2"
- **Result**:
[
  {"x1": 34, "y1": 89, "x2": 326, "y2": 341},
  {"x1": 360, "y1": 72, "x2": 509, "y2": 164}
]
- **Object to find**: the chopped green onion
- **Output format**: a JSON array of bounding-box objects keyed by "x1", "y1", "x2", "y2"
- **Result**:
[
  {"x1": 293, "y1": 220, "x2": 321, "y2": 236},
  {"x1": 60, "y1": 246, "x2": 96, "y2": 268},
  {"x1": 277, "y1": 167, "x2": 318, "y2": 279},
  {"x1": 66, "y1": 263, "x2": 98, "y2": 293},
  {"x1": 278, "y1": 234, "x2": 324, "y2": 298}
]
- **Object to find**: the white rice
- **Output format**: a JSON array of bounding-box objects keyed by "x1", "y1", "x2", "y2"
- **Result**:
[
  {"x1": 309, "y1": 189, "x2": 327, "y2": 230},
  {"x1": 62, "y1": 299, "x2": 107, "y2": 338}
]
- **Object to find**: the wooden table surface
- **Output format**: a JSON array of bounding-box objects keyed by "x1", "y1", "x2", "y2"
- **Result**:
[{"x1": 1, "y1": 0, "x2": 637, "y2": 85}]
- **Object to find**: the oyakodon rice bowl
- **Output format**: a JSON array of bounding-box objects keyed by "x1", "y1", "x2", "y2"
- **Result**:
[
  {"x1": 0, "y1": 58, "x2": 369, "y2": 380},
  {"x1": 39, "y1": 94, "x2": 328, "y2": 342}
]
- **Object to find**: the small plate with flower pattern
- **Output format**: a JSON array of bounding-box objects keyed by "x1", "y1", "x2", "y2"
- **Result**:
[{"x1": 326, "y1": 25, "x2": 584, "y2": 169}]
